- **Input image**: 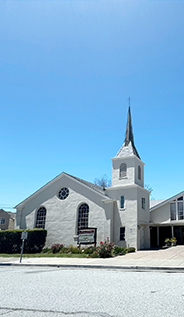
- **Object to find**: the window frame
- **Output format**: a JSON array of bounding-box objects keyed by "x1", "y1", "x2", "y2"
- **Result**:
[
  {"x1": 170, "y1": 202, "x2": 176, "y2": 220},
  {"x1": 119, "y1": 163, "x2": 127, "y2": 179},
  {"x1": 0, "y1": 217, "x2": 5, "y2": 225},
  {"x1": 77, "y1": 203, "x2": 89, "y2": 234},
  {"x1": 120, "y1": 227, "x2": 125, "y2": 241},
  {"x1": 178, "y1": 202, "x2": 184, "y2": 220},
  {"x1": 57, "y1": 187, "x2": 69, "y2": 200},
  {"x1": 120, "y1": 196, "x2": 125, "y2": 209},
  {"x1": 35, "y1": 206, "x2": 47, "y2": 229},
  {"x1": 170, "y1": 197, "x2": 184, "y2": 221},
  {"x1": 138, "y1": 165, "x2": 141, "y2": 180},
  {"x1": 142, "y1": 197, "x2": 146, "y2": 210}
]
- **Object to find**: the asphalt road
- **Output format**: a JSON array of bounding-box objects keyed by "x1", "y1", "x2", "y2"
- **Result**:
[{"x1": 1, "y1": 266, "x2": 184, "y2": 317}]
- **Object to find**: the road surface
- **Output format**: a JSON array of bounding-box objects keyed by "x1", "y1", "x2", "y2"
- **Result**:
[{"x1": 1, "y1": 266, "x2": 184, "y2": 316}]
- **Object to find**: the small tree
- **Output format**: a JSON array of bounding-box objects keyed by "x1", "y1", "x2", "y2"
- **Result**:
[
  {"x1": 94, "y1": 174, "x2": 111, "y2": 188},
  {"x1": 145, "y1": 184, "x2": 155, "y2": 200}
]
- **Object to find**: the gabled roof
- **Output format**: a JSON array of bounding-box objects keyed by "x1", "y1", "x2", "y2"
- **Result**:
[
  {"x1": 0, "y1": 209, "x2": 10, "y2": 216},
  {"x1": 15, "y1": 172, "x2": 110, "y2": 209},
  {"x1": 116, "y1": 107, "x2": 140, "y2": 159},
  {"x1": 65, "y1": 173, "x2": 107, "y2": 196},
  {"x1": 149, "y1": 200, "x2": 165, "y2": 208},
  {"x1": 150, "y1": 190, "x2": 184, "y2": 211},
  {"x1": 0, "y1": 209, "x2": 14, "y2": 219}
]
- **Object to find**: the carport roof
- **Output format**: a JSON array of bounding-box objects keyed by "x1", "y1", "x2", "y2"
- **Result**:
[{"x1": 150, "y1": 190, "x2": 184, "y2": 211}]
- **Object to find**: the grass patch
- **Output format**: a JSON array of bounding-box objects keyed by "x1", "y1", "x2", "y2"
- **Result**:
[{"x1": 0, "y1": 253, "x2": 89, "y2": 258}]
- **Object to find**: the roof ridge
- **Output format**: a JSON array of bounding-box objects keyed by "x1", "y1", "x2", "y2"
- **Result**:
[
  {"x1": 65, "y1": 173, "x2": 106, "y2": 195},
  {"x1": 150, "y1": 190, "x2": 184, "y2": 211}
]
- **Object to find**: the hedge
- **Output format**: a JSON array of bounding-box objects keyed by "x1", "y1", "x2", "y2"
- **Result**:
[{"x1": 0, "y1": 229, "x2": 47, "y2": 254}]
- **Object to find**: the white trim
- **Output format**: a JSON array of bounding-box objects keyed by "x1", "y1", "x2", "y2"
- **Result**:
[
  {"x1": 150, "y1": 191, "x2": 184, "y2": 212},
  {"x1": 107, "y1": 184, "x2": 150, "y2": 193},
  {"x1": 111, "y1": 155, "x2": 145, "y2": 165},
  {"x1": 102, "y1": 199, "x2": 114, "y2": 203},
  {"x1": 150, "y1": 221, "x2": 184, "y2": 225}
]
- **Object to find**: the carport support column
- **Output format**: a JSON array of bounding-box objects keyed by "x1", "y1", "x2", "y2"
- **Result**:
[
  {"x1": 171, "y1": 225, "x2": 174, "y2": 237},
  {"x1": 157, "y1": 226, "x2": 159, "y2": 247}
]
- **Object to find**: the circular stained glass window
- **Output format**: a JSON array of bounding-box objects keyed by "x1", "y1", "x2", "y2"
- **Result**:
[{"x1": 58, "y1": 187, "x2": 69, "y2": 200}]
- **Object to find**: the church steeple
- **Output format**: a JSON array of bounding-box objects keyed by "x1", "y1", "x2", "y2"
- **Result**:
[{"x1": 116, "y1": 107, "x2": 140, "y2": 159}]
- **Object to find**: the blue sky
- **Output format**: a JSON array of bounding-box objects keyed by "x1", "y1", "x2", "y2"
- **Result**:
[{"x1": 1, "y1": 0, "x2": 184, "y2": 212}]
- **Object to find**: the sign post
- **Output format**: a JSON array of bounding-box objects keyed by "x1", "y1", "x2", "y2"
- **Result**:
[
  {"x1": 20, "y1": 231, "x2": 28, "y2": 263},
  {"x1": 78, "y1": 228, "x2": 97, "y2": 246}
]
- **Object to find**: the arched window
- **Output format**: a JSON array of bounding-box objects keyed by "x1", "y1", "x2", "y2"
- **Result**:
[
  {"x1": 35, "y1": 206, "x2": 46, "y2": 229},
  {"x1": 78, "y1": 203, "x2": 89, "y2": 233},
  {"x1": 138, "y1": 165, "x2": 141, "y2": 180},
  {"x1": 120, "y1": 163, "x2": 127, "y2": 178}
]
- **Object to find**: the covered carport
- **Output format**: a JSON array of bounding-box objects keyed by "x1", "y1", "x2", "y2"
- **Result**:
[{"x1": 150, "y1": 224, "x2": 184, "y2": 247}]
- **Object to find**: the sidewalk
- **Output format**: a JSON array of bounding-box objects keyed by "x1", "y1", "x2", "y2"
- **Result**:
[{"x1": 1, "y1": 245, "x2": 184, "y2": 272}]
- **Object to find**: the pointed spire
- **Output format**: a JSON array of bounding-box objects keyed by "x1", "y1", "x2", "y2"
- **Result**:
[
  {"x1": 116, "y1": 107, "x2": 140, "y2": 159},
  {"x1": 124, "y1": 106, "x2": 134, "y2": 146}
]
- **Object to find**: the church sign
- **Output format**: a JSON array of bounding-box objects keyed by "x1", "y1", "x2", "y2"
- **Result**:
[{"x1": 78, "y1": 228, "x2": 97, "y2": 245}]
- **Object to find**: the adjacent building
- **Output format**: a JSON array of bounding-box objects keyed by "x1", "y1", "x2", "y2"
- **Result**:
[
  {"x1": 0, "y1": 209, "x2": 15, "y2": 230},
  {"x1": 150, "y1": 192, "x2": 184, "y2": 247}
]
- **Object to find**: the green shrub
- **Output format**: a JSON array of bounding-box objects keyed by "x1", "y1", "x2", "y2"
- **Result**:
[
  {"x1": 68, "y1": 245, "x2": 82, "y2": 254},
  {"x1": 170, "y1": 237, "x2": 177, "y2": 243},
  {"x1": 0, "y1": 229, "x2": 47, "y2": 254},
  {"x1": 90, "y1": 250, "x2": 99, "y2": 258},
  {"x1": 60, "y1": 246, "x2": 70, "y2": 254},
  {"x1": 41, "y1": 247, "x2": 51, "y2": 253},
  {"x1": 25, "y1": 230, "x2": 47, "y2": 253},
  {"x1": 83, "y1": 246, "x2": 96, "y2": 254},
  {"x1": 127, "y1": 247, "x2": 135, "y2": 253},
  {"x1": 51, "y1": 244, "x2": 64, "y2": 253},
  {"x1": 113, "y1": 246, "x2": 127, "y2": 256},
  {"x1": 96, "y1": 238, "x2": 114, "y2": 258}
]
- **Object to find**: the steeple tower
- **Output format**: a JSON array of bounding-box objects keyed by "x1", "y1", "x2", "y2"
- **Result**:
[
  {"x1": 106, "y1": 106, "x2": 150, "y2": 251},
  {"x1": 111, "y1": 107, "x2": 144, "y2": 188},
  {"x1": 116, "y1": 107, "x2": 140, "y2": 159}
]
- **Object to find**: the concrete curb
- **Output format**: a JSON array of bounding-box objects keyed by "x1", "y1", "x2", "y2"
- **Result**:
[{"x1": 1, "y1": 262, "x2": 184, "y2": 272}]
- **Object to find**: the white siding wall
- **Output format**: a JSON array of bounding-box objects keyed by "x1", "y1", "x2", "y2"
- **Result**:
[
  {"x1": 111, "y1": 157, "x2": 135, "y2": 187},
  {"x1": 134, "y1": 161, "x2": 144, "y2": 188},
  {"x1": 112, "y1": 156, "x2": 144, "y2": 188},
  {"x1": 106, "y1": 187, "x2": 138, "y2": 249},
  {"x1": 150, "y1": 203, "x2": 170, "y2": 224},
  {"x1": 137, "y1": 187, "x2": 150, "y2": 249},
  {"x1": 15, "y1": 175, "x2": 111, "y2": 247},
  {"x1": 137, "y1": 188, "x2": 150, "y2": 224}
]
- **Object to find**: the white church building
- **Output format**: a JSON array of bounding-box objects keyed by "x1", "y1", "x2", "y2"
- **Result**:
[{"x1": 15, "y1": 108, "x2": 184, "y2": 250}]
